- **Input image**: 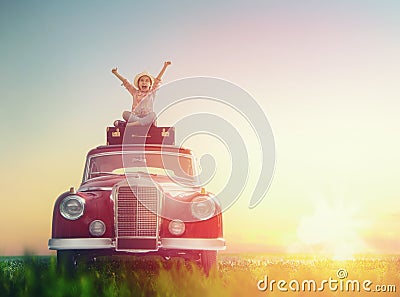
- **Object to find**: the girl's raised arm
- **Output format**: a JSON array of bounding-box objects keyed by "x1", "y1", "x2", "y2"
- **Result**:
[
  {"x1": 111, "y1": 67, "x2": 127, "y2": 83},
  {"x1": 155, "y1": 61, "x2": 171, "y2": 81}
]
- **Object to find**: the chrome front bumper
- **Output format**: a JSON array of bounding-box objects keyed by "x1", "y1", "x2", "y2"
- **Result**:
[{"x1": 48, "y1": 237, "x2": 226, "y2": 251}]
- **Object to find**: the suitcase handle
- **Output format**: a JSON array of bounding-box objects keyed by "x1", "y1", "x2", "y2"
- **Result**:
[{"x1": 131, "y1": 134, "x2": 151, "y2": 138}]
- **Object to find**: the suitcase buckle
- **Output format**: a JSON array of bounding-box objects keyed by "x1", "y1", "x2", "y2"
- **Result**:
[
  {"x1": 112, "y1": 128, "x2": 121, "y2": 137},
  {"x1": 162, "y1": 128, "x2": 169, "y2": 137}
]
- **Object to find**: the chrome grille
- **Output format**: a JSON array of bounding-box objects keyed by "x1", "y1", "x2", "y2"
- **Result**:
[{"x1": 116, "y1": 186, "x2": 158, "y2": 238}]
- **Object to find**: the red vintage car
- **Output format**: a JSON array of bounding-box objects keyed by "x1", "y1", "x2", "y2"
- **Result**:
[{"x1": 48, "y1": 127, "x2": 225, "y2": 273}]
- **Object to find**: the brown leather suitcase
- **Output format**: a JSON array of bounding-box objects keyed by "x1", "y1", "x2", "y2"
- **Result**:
[{"x1": 106, "y1": 125, "x2": 175, "y2": 145}]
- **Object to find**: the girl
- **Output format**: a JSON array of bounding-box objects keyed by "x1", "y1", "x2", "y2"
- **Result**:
[{"x1": 112, "y1": 61, "x2": 171, "y2": 127}]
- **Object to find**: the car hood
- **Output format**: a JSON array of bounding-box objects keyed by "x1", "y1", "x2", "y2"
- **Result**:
[{"x1": 79, "y1": 175, "x2": 127, "y2": 189}]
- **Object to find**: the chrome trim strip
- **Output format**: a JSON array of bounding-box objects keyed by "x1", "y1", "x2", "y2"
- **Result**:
[
  {"x1": 48, "y1": 238, "x2": 114, "y2": 250},
  {"x1": 161, "y1": 238, "x2": 226, "y2": 250},
  {"x1": 79, "y1": 186, "x2": 113, "y2": 192}
]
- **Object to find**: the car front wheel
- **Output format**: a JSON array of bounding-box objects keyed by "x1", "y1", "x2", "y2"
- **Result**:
[
  {"x1": 57, "y1": 250, "x2": 79, "y2": 273},
  {"x1": 200, "y1": 250, "x2": 217, "y2": 275}
]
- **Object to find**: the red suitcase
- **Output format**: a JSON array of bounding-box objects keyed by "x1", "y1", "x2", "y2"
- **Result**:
[{"x1": 106, "y1": 125, "x2": 175, "y2": 145}]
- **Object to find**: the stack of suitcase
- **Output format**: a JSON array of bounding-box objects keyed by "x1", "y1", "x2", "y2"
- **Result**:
[{"x1": 106, "y1": 125, "x2": 175, "y2": 145}]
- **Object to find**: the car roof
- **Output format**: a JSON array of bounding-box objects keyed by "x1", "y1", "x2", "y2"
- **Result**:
[{"x1": 87, "y1": 145, "x2": 193, "y2": 157}]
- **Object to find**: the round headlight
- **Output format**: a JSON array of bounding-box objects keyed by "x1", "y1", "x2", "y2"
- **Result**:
[
  {"x1": 168, "y1": 219, "x2": 185, "y2": 236},
  {"x1": 89, "y1": 220, "x2": 106, "y2": 236},
  {"x1": 191, "y1": 196, "x2": 216, "y2": 220},
  {"x1": 60, "y1": 195, "x2": 85, "y2": 220}
]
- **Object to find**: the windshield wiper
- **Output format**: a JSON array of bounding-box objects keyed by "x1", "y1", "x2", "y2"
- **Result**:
[{"x1": 90, "y1": 171, "x2": 123, "y2": 176}]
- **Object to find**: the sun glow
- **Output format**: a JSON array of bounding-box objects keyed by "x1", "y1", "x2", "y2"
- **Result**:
[{"x1": 296, "y1": 200, "x2": 366, "y2": 260}]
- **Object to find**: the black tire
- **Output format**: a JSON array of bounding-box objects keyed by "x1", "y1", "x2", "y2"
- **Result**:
[
  {"x1": 200, "y1": 250, "x2": 217, "y2": 275},
  {"x1": 57, "y1": 250, "x2": 79, "y2": 274}
]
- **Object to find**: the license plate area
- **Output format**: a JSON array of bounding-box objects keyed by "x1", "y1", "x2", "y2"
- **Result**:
[{"x1": 116, "y1": 238, "x2": 158, "y2": 250}]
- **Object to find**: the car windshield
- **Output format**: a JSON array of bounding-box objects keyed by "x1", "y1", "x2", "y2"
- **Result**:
[{"x1": 85, "y1": 152, "x2": 196, "y2": 182}]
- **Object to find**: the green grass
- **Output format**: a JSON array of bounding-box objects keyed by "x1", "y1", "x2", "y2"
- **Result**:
[{"x1": 1, "y1": 254, "x2": 399, "y2": 297}]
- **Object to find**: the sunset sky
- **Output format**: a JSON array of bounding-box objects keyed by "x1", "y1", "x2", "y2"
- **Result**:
[{"x1": 1, "y1": 1, "x2": 400, "y2": 257}]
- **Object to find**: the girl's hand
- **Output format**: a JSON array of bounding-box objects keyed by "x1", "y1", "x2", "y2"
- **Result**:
[
  {"x1": 111, "y1": 67, "x2": 118, "y2": 74},
  {"x1": 164, "y1": 61, "x2": 171, "y2": 67}
]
